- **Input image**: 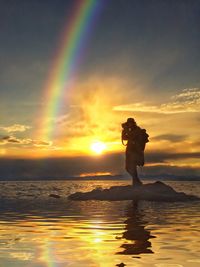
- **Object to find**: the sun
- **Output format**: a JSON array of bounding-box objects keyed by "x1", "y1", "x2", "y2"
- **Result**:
[{"x1": 90, "y1": 141, "x2": 107, "y2": 155}]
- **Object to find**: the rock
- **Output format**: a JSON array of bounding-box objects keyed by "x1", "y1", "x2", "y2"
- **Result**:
[
  {"x1": 116, "y1": 263, "x2": 126, "y2": 267},
  {"x1": 68, "y1": 181, "x2": 199, "y2": 202},
  {"x1": 49, "y1": 194, "x2": 60, "y2": 199}
]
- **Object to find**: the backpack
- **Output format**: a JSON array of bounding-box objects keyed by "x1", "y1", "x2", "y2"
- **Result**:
[{"x1": 139, "y1": 128, "x2": 149, "y2": 151}]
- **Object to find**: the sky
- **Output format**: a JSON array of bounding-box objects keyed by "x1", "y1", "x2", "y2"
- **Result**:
[{"x1": 0, "y1": 0, "x2": 200, "y2": 177}]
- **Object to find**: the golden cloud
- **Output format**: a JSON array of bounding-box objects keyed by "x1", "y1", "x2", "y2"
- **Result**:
[
  {"x1": 0, "y1": 135, "x2": 52, "y2": 147},
  {"x1": 0, "y1": 124, "x2": 31, "y2": 133},
  {"x1": 114, "y1": 88, "x2": 200, "y2": 114}
]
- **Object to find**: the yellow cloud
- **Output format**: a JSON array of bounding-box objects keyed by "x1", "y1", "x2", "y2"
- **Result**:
[
  {"x1": 114, "y1": 88, "x2": 200, "y2": 114},
  {"x1": 2, "y1": 81, "x2": 200, "y2": 160},
  {"x1": 48, "y1": 77, "x2": 131, "y2": 155},
  {"x1": 0, "y1": 124, "x2": 31, "y2": 133},
  {"x1": 0, "y1": 135, "x2": 52, "y2": 147}
]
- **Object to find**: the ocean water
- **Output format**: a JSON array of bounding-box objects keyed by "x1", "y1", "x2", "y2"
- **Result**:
[{"x1": 0, "y1": 179, "x2": 200, "y2": 267}]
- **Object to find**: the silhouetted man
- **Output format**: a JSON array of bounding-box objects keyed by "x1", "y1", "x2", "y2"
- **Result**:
[{"x1": 121, "y1": 118, "x2": 149, "y2": 186}]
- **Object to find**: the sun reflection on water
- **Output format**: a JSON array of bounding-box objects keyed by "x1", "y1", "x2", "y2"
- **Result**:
[{"x1": 0, "y1": 181, "x2": 200, "y2": 267}]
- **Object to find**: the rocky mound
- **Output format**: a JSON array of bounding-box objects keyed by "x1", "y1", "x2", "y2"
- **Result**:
[{"x1": 68, "y1": 181, "x2": 199, "y2": 202}]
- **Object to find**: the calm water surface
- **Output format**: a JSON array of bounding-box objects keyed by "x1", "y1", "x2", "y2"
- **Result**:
[{"x1": 0, "y1": 180, "x2": 200, "y2": 267}]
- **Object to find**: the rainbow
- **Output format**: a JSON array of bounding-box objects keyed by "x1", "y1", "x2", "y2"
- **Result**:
[{"x1": 40, "y1": 0, "x2": 102, "y2": 141}]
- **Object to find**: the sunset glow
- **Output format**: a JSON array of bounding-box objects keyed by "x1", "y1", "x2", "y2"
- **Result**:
[
  {"x1": 90, "y1": 141, "x2": 107, "y2": 155},
  {"x1": 0, "y1": 0, "x2": 200, "y2": 177},
  {"x1": 1, "y1": 1, "x2": 200, "y2": 266}
]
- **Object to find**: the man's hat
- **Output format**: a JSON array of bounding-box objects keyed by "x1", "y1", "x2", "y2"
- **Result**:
[{"x1": 127, "y1": 118, "x2": 135, "y2": 123}]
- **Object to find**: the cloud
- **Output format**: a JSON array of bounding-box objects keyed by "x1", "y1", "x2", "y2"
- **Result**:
[
  {"x1": 0, "y1": 135, "x2": 52, "y2": 147},
  {"x1": 113, "y1": 88, "x2": 200, "y2": 114},
  {"x1": 113, "y1": 102, "x2": 160, "y2": 113},
  {"x1": 152, "y1": 134, "x2": 187, "y2": 142},
  {"x1": 0, "y1": 124, "x2": 31, "y2": 133},
  {"x1": 33, "y1": 140, "x2": 52, "y2": 146},
  {"x1": 54, "y1": 114, "x2": 70, "y2": 125},
  {"x1": 47, "y1": 77, "x2": 128, "y2": 148},
  {"x1": 162, "y1": 88, "x2": 200, "y2": 113},
  {"x1": 36, "y1": 82, "x2": 200, "y2": 157},
  {"x1": 0, "y1": 135, "x2": 21, "y2": 144},
  {"x1": 171, "y1": 88, "x2": 200, "y2": 102},
  {"x1": 146, "y1": 151, "x2": 200, "y2": 163},
  {"x1": 10, "y1": 252, "x2": 33, "y2": 261},
  {"x1": 0, "y1": 152, "x2": 199, "y2": 180},
  {"x1": 141, "y1": 164, "x2": 200, "y2": 178}
]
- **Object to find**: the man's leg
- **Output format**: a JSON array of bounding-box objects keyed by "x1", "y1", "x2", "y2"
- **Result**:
[
  {"x1": 126, "y1": 151, "x2": 142, "y2": 186},
  {"x1": 129, "y1": 163, "x2": 142, "y2": 186}
]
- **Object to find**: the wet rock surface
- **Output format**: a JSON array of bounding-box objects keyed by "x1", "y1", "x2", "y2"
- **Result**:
[
  {"x1": 68, "y1": 181, "x2": 199, "y2": 202},
  {"x1": 49, "y1": 193, "x2": 61, "y2": 198}
]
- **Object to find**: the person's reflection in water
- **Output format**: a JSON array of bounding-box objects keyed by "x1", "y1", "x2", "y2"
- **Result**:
[{"x1": 117, "y1": 202, "x2": 155, "y2": 256}]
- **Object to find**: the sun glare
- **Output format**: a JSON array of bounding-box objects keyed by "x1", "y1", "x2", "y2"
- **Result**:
[{"x1": 90, "y1": 141, "x2": 106, "y2": 155}]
